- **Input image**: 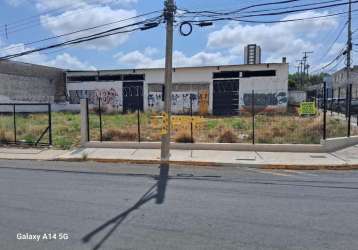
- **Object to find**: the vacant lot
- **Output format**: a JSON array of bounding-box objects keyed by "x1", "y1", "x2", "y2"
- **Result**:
[{"x1": 0, "y1": 110, "x2": 355, "y2": 149}]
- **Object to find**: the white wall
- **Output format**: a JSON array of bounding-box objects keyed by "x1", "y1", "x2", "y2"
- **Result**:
[
  {"x1": 289, "y1": 91, "x2": 307, "y2": 105},
  {"x1": 66, "y1": 81, "x2": 123, "y2": 112},
  {"x1": 65, "y1": 63, "x2": 288, "y2": 114}
]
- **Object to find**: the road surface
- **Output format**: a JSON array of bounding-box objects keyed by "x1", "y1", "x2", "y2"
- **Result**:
[{"x1": 0, "y1": 160, "x2": 358, "y2": 250}]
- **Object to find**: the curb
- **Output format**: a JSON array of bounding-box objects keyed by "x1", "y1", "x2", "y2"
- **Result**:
[{"x1": 55, "y1": 157, "x2": 358, "y2": 170}]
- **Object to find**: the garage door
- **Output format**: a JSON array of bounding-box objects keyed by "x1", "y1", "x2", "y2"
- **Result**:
[
  {"x1": 123, "y1": 82, "x2": 143, "y2": 113},
  {"x1": 213, "y1": 80, "x2": 240, "y2": 116}
]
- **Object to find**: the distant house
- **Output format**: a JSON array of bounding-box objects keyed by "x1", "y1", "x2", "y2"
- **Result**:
[{"x1": 332, "y1": 66, "x2": 358, "y2": 88}]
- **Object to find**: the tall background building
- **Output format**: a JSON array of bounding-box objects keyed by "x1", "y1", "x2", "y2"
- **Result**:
[{"x1": 244, "y1": 44, "x2": 261, "y2": 65}]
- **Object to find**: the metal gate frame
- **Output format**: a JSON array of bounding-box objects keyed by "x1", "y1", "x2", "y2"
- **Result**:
[
  {"x1": 213, "y1": 79, "x2": 240, "y2": 116},
  {"x1": 0, "y1": 103, "x2": 52, "y2": 147}
]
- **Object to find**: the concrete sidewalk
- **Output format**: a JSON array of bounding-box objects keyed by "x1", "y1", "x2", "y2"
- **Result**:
[{"x1": 1, "y1": 145, "x2": 358, "y2": 169}]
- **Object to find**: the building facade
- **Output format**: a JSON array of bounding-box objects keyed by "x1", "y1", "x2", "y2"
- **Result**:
[
  {"x1": 0, "y1": 60, "x2": 65, "y2": 103},
  {"x1": 244, "y1": 44, "x2": 261, "y2": 65},
  {"x1": 332, "y1": 66, "x2": 358, "y2": 88},
  {"x1": 66, "y1": 63, "x2": 289, "y2": 115}
]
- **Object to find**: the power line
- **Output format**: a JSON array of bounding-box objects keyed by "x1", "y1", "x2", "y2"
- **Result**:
[
  {"x1": 318, "y1": 21, "x2": 348, "y2": 62},
  {"x1": 0, "y1": 15, "x2": 163, "y2": 60},
  {"x1": 179, "y1": 9, "x2": 358, "y2": 28},
  {"x1": 327, "y1": 56, "x2": 345, "y2": 73},
  {"x1": 178, "y1": 4, "x2": 358, "y2": 28},
  {"x1": 2, "y1": 0, "x2": 112, "y2": 30},
  {"x1": 181, "y1": 0, "x2": 357, "y2": 20},
  {"x1": 180, "y1": 0, "x2": 346, "y2": 18},
  {"x1": 0, "y1": 10, "x2": 161, "y2": 54},
  {"x1": 311, "y1": 48, "x2": 345, "y2": 73},
  {"x1": 180, "y1": 0, "x2": 301, "y2": 16},
  {"x1": 0, "y1": 0, "x2": 141, "y2": 39}
]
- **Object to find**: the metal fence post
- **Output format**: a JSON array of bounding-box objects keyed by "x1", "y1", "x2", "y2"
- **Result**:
[
  {"x1": 137, "y1": 86, "x2": 141, "y2": 143},
  {"x1": 346, "y1": 85, "x2": 349, "y2": 119},
  {"x1": 252, "y1": 89, "x2": 255, "y2": 145},
  {"x1": 348, "y1": 84, "x2": 352, "y2": 137},
  {"x1": 331, "y1": 88, "x2": 334, "y2": 116},
  {"x1": 98, "y1": 98, "x2": 103, "y2": 142},
  {"x1": 13, "y1": 104, "x2": 16, "y2": 144},
  {"x1": 48, "y1": 104, "x2": 52, "y2": 146},
  {"x1": 190, "y1": 95, "x2": 193, "y2": 143},
  {"x1": 338, "y1": 87, "x2": 341, "y2": 114},
  {"x1": 323, "y1": 82, "x2": 327, "y2": 140},
  {"x1": 86, "y1": 98, "x2": 90, "y2": 142}
]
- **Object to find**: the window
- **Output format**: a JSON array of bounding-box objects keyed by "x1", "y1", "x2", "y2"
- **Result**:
[
  {"x1": 67, "y1": 76, "x2": 97, "y2": 82},
  {"x1": 213, "y1": 71, "x2": 241, "y2": 79},
  {"x1": 242, "y1": 70, "x2": 276, "y2": 77}
]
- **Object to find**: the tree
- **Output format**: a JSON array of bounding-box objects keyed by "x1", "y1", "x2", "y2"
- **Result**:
[{"x1": 289, "y1": 72, "x2": 330, "y2": 90}]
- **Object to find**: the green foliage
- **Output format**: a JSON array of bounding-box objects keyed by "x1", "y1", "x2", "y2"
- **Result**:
[
  {"x1": 0, "y1": 111, "x2": 355, "y2": 149},
  {"x1": 289, "y1": 72, "x2": 330, "y2": 90}
]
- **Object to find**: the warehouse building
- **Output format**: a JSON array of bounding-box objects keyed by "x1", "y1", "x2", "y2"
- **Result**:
[
  {"x1": 0, "y1": 60, "x2": 65, "y2": 103},
  {"x1": 66, "y1": 61, "x2": 289, "y2": 115},
  {"x1": 332, "y1": 66, "x2": 358, "y2": 87}
]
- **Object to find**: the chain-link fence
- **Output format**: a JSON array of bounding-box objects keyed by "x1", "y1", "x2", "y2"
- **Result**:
[
  {"x1": 85, "y1": 84, "x2": 358, "y2": 145},
  {"x1": 0, "y1": 103, "x2": 52, "y2": 147}
]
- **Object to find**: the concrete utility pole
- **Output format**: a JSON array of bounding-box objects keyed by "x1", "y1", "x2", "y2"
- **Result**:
[
  {"x1": 347, "y1": 0, "x2": 352, "y2": 87},
  {"x1": 161, "y1": 0, "x2": 175, "y2": 166},
  {"x1": 296, "y1": 59, "x2": 304, "y2": 89},
  {"x1": 157, "y1": 0, "x2": 175, "y2": 204},
  {"x1": 303, "y1": 51, "x2": 313, "y2": 77}
]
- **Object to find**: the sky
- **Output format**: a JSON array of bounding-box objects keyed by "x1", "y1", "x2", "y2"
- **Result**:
[{"x1": 0, "y1": 0, "x2": 357, "y2": 73}]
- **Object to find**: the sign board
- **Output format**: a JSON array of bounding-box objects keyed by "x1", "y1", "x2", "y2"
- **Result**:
[
  {"x1": 299, "y1": 102, "x2": 316, "y2": 115},
  {"x1": 151, "y1": 115, "x2": 206, "y2": 133}
]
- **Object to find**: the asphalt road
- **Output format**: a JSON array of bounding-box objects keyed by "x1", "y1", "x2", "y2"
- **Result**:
[{"x1": 0, "y1": 160, "x2": 358, "y2": 250}]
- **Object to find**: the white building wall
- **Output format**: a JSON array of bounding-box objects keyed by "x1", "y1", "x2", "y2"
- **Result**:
[
  {"x1": 65, "y1": 63, "x2": 288, "y2": 114},
  {"x1": 66, "y1": 81, "x2": 123, "y2": 112}
]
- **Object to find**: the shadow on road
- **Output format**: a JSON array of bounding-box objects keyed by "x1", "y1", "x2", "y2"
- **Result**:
[{"x1": 82, "y1": 165, "x2": 169, "y2": 250}]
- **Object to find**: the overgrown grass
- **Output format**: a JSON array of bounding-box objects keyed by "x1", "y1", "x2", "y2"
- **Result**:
[{"x1": 0, "y1": 110, "x2": 355, "y2": 149}]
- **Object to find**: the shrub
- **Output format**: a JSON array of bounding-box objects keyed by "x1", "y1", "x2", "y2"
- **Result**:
[
  {"x1": 54, "y1": 136, "x2": 74, "y2": 150},
  {"x1": 0, "y1": 129, "x2": 12, "y2": 144},
  {"x1": 174, "y1": 131, "x2": 194, "y2": 143},
  {"x1": 217, "y1": 129, "x2": 238, "y2": 143},
  {"x1": 207, "y1": 120, "x2": 219, "y2": 130},
  {"x1": 103, "y1": 128, "x2": 137, "y2": 141},
  {"x1": 91, "y1": 105, "x2": 108, "y2": 115},
  {"x1": 232, "y1": 119, "x2": 246, "y2": 130}
]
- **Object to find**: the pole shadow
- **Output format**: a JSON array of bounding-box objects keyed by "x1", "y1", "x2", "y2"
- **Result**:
[{"x1": 82, "y1": 164, "x2": 169, "y2": 250}]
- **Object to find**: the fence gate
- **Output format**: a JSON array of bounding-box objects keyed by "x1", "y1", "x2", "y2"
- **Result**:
[
  {"x1": 0, "y1": 103, "x2": 52, "y2": 147},
  {"x1": 123, "y1": 82, "x2": 144, "y2": 113},
  {"x1": 213, "y1": 80, "x2": 240, "y2": 116}
]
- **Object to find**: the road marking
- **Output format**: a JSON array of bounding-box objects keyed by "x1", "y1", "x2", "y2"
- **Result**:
[
  {"x1": 282, "y1": 170, "x2": 317, "y2": 176},
  {"x1": 247, "y1": 169, "x2": 293, "y2": 177}
]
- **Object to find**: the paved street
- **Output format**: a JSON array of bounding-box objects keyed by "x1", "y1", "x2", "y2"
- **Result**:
[{"x1": 1, "y1": 160, "x2": 358, "y2": 250}]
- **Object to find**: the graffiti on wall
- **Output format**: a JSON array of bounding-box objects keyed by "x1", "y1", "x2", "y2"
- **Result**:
[
  {"x1": 242, "y1": 92, "x2": 288, "y2": 111},
  {"x1": 148, "y1": 92, "x2": 201, "y2": 114},
  {"x1": 95, "y1": 88, "x2": 121, "y2": 107},
  {"x1": 68, "y1": 88, "x2": 122, "y2": 108}
]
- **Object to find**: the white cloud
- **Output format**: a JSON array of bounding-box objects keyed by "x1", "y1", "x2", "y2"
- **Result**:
[
  {"x1": 115, "y1": 49, "x2": 237, "y2": 68},
  {"x1": 47, "y1": 53, "x2": 96, "y2": 70},
  {"x1": 326, "y1": 42, "x2": 345, "y2": 57},
  {"x1": 5, "y1": 0, "x2": 28, "y2": 7},
  {"x1": 40, "y1": 5, "x2": 137, "y2": 50},
  {"x1": 0, "y1": 43, "x2": 95, "y2": 70},
  {"x1": 207, "y1": 11, "x2": 338, "y2": 65},
  {"x1": 40, "y1": 6, "x2": 137, "y2": 50},
  {"x1": 144, "y1": 47, "x2": 159, "y2": 56},
  {"x1": 35, "y1": 0, "x2": 137, "y2": 11}
]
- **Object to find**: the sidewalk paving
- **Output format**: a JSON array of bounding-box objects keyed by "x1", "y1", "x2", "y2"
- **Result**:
[{"x1": 1, "y1": 145, "x2": 358, "y2": 169}]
